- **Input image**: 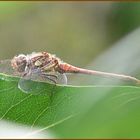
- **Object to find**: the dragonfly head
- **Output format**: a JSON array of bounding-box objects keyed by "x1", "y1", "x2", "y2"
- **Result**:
[{"x1": 11, "y1": 54, "x2": 28, "y2": 73}]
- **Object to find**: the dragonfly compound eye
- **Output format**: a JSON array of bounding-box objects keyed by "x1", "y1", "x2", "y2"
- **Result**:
[{"x1": 11, "y1": 54, "x2": 27, "y2": 73}]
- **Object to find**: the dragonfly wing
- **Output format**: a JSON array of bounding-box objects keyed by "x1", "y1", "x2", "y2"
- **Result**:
[
  {"x1": 56, "y1": 73, "x2": 67, "y2": 85},
  {"x1": 18, "y1": 76, "x2": 37, "y2": 94},
  {"x1": 0, "y1": 59, "x2": 15, "y2": 75},
  {"x1": 18, "y1": 69, "x2": 59, "y2": 94},
  {"x1": 18, "y1": 71, "x2": 42, "y2": 94}
]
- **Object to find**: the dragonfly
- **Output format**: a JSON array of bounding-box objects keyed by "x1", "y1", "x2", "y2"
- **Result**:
[{"x1": 0, "y1": 51, "x2": 140, "y2": 93}]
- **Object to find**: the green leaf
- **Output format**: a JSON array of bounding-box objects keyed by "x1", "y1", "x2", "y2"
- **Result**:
[{"x1": 0, "y1": 73, "x2": 140, "y2": 138}]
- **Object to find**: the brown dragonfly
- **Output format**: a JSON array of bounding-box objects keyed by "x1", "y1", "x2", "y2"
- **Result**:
[{"x1": 0, "y1": 51, "x2": 139, "y2": 93}]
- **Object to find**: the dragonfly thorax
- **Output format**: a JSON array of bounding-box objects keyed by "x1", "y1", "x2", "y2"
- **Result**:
[{"x1": 11, "y1": 52, "x2": 64, "y2": 76}]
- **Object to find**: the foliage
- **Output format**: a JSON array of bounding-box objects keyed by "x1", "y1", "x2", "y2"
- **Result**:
[{"x1": 0, "y1": 73, "x2": 140, "y2": 138}]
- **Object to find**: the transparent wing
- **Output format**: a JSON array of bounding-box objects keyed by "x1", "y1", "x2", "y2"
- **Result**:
[
  {"x1": 18, "y1": 69, "x2": 67, "y2": 94},
  {"x1": 0, "y1": 59, "x2": 15, "y2": 75},
  {"x1": 18, "y1": 72, "x2": 47, "y2": 94},
  {"x1": 56, "y1": 72, "x2": 67, "y2": 85}
]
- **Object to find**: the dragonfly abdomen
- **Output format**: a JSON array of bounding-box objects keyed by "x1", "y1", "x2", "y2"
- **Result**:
[{"x1": 59, "y1": 63, "x2": 87, "y2": 74}]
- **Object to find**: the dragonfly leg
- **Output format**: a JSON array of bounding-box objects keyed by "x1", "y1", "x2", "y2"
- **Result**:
[
  {"x1": 40, "y1": 73, "x2": 57, "y2": 84},
  {"x1": 41, "y1": 73, "x2": 58, "y2": 80}
]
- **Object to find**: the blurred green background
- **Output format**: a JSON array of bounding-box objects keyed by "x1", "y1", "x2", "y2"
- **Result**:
[
  {"x1": 1, "y1": 2, "x2": 140, "y2": 67},
  {"x1": 1, "y1": 1, "x2": 140, "y2": 138}
]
